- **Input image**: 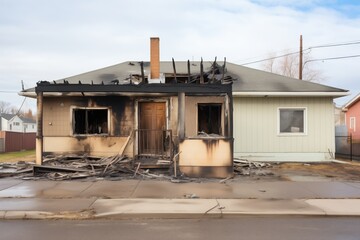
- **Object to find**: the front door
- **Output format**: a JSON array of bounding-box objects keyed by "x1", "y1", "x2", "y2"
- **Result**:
[{"x1": 139, "y1": 102, "x2": 166, "y2": 155}]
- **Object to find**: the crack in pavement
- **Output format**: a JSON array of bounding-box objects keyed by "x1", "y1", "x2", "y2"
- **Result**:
[
  {"x1": 129, "y1": 180, "x2": 141, "y2": 198},
  {"x1": 204, "y1": 199, "x2": 224, "y2": 217}
]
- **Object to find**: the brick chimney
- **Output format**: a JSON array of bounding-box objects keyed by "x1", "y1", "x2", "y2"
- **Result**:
[{"x1": 150, "y1": 37, "x2": 160, "y2": 79}]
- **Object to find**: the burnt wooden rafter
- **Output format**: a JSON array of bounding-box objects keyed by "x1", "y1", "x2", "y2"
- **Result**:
[{"x1": 172, "y1": 58, "x2": 177, "y2": 84}]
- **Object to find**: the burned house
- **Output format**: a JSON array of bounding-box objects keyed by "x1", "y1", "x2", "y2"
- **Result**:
[
  {"x1": 23, "y1": 38, "x2": 234, "y2": 178},
  {"x1": 21, "y1": 38, "x2": 349, "y2": 178}
]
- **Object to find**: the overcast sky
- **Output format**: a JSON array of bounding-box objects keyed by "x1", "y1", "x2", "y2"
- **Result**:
[{"x1": 0, "y1": 0, "x2": 359, "y2": 111}]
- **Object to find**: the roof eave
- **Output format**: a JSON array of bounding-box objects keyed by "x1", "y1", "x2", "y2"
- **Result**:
[
  {"x1": 233, "y1": 91, "x2": 349, "y2": 98},
  {"x1": 19, "y1": 91, "x2": 36, "y2": 98},
  {"x1": 342, "y1": 93, "x2": 360, "y2": 109}
]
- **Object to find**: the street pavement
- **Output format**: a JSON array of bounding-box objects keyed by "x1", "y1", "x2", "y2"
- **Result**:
[{"x1": 0, "y1": 178, "x2": 360, "y2": 219}]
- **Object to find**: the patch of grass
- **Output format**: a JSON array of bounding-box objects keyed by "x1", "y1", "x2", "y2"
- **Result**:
[{"x1": 0, "y1": 150, "x2": 36, "y2": 163}]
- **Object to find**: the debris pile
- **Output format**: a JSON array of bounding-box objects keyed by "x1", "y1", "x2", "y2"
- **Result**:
[
  {"x1": 233, "y1": 158, "x2": 274, "y2": 176},
  {"x1": 0, "y1": 161, "x2": 34, "y2": 177},
  {"x1": 33, "y1": 154, "x2": 133, "y2": 180},
  {"x1": 0, "y1": 155, "x2": 276, "y2": 181},
  {"x1": 0, "y1": 154, "x2": 177, "y2": 181}
]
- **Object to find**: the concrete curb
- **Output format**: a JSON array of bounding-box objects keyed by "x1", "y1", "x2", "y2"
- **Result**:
[{"x1": 91, "y1": 198, "x2": 360, "y2": 219}]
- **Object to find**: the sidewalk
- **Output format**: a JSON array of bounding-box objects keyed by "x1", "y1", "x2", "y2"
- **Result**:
[{"x1": 0, "y1": 178, "x2": 360, "y2": 219}]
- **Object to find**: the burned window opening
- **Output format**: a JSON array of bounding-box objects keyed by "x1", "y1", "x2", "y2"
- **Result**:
[
  {"x1": 198, "y1": 104, "x2": 222, "y2": 135},
  {"x1": 73, "y1": 109, "x2": 108, "y2": 135}
]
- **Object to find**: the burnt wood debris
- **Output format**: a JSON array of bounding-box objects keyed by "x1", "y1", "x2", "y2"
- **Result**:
[{"x1": 0, "y1": 155, "x2": 274, "y2": 181}]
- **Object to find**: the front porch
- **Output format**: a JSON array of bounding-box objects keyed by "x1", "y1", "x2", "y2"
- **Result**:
[{"x1": 134, "y1": 129, "x2": 173, "y2": 169}]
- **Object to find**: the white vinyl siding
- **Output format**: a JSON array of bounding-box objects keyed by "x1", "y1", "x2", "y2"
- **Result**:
[{"x1": 233, "y1": 97, "x2": 335, "y2": 155}]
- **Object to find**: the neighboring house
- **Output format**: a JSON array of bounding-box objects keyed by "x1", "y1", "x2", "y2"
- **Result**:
[
  {"x1": 20, "y1": 38, "x2": 348, "y2": 177},
  {"x1": 334, "y1": 104, "x2": 345, "y2": 126},
  {"x1": 0, "y1": 113, "x2": 36, "y2": 133},
  {"x1": 342, "y1": 93, "x2": 360, "y2": 140}
]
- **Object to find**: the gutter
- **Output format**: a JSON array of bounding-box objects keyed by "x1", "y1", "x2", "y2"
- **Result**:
[{"x1": 233, "y1": 91, "x2": 349, "y2": 98}]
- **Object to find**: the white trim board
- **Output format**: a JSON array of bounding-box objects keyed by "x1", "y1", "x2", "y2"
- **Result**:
[{"x1": 233, "y1": 92, "x2": 349, "y2": 97}]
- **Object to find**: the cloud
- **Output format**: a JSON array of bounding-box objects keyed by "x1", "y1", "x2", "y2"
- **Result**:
[{"x1": 0, "y1": 0, "x2": 359, "y2": 108}]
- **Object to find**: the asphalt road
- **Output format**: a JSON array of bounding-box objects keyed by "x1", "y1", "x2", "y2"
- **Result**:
[{"x1": 1, "y1": 216, "x2": 360, "y2": 240}]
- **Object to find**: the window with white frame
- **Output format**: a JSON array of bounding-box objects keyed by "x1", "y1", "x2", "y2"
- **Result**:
[
  {"x1": 279, "y1": 108, "x2": 306, "y2": 134},
  {"x1": 73, "y1": 108, "x2": 109, "y2": 135},
  {"x1": 350, "y1": 117, "x2": 356, "y2": 131}
]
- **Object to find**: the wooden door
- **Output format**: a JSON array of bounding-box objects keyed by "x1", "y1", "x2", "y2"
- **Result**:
[{"x1": 139, "y1": 102, "x2": 166, "y2": 155}]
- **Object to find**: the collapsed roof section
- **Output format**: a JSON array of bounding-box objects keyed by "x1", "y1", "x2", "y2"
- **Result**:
[{"x1": 32, "y1": 58, "x2": 234, "y2": 97}]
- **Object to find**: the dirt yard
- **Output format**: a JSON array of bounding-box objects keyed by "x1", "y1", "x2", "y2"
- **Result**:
[{"x1": 270, "y1": 161, "x2": 360, "y2": 182}]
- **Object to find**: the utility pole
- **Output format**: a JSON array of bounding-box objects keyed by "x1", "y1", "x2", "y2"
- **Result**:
[{"x1": 299, "y1": 35, "x2": 303, "y2": 80}]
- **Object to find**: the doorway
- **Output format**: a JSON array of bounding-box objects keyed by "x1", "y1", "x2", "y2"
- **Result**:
[{"x1": 138, "y1": 102, "x2": 166, "y2": 156}]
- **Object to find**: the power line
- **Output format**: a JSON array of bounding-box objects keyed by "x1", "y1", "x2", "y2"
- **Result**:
[
  {"x1": 16, "y1": 97, "x2": 27, "y2": 116},
  {"x1": 310, "y1": 40, "x2": 360, "y2": 49},
  {"x1": 241, "y1": 50, "x2": 303, "y2": 65},
  {"x1": 304, "y1": 54, "x2": 360, "y2": 64},
  {"x1": 240, "y1": 39, "x2": 360, "y2": 66},
  {"x1": 0, "y1": 90, "x2": 18, "y2": 93}
]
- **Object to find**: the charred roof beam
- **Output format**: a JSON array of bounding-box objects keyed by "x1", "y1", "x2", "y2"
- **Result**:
[{"x1": 35, "y1": 82, "x2": 232, "y2": 94}]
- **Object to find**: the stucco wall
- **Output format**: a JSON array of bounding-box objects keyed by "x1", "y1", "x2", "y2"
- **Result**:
[
  {"x1": 185, "y1": 96, "x2": 225, "y2": 137},
  {"x1": 233, "y1": 97, "x2": 335, "y2": 161},
  {"x1": 42, "y1": 96, "x2": 179, "y2": 157},
  {"x1": 42, "y1": 96, "x2": 135, "y2": 156},
  {"x1": 43, "y1": 96, "x2": 134, "y2": 137}
]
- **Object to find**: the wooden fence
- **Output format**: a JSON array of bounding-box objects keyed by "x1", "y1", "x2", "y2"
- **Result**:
[{"x1": 0, "y1": 131, "x2": 36, "y2": 153}]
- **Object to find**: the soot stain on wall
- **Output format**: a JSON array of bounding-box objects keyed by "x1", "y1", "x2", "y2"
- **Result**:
[{"x1": 71, "y1": 96, "x2": 134, "y2": 136}]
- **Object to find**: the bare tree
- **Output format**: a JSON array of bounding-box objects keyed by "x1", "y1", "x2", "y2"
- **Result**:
[
  {"x1": 262, "y1": 51, "x2": 324, "y2": 82},
  {"x1": 0, "y1": 101, "x2": 11, "y2": 113},
  {"x1": 0, "y1": 101, "x2": 35, "y2": 119}
]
